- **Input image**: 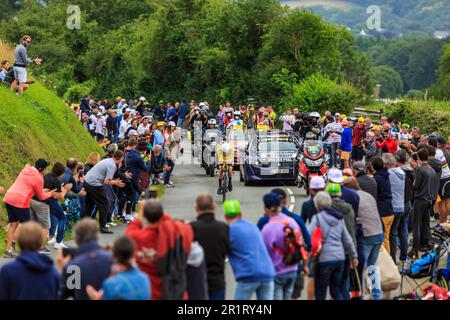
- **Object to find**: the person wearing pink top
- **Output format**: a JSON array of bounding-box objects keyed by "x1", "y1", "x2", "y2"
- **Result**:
[{"x1": 3, "y1": 159, "x2": 55, "y2": 258}]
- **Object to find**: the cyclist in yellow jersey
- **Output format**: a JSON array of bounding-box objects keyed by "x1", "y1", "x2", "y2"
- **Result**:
[{"x1": 216, "y1": 141, "x2": 235, "y2": 194}]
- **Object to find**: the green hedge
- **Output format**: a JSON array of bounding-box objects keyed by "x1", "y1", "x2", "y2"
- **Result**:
[{"x1": 385, "y1": 100, "x2": 450, "y2": 137}]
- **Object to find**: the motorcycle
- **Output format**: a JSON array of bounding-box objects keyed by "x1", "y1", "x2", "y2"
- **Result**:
[
  {"x1": 296, "y1": 139, "x2": 329, "y2": 193},
  {"x1": 201, "y1": 130, "x2": 221, "y2": 177}
]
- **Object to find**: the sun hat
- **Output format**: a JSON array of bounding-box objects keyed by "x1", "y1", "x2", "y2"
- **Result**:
[
  {"x1": 328, "y1": 168, "x2": 344, "y2": 184},
  {"x1": 223, "y1": 200, "x2": 241, "y2": 217},
  {"x1": 310, "y1": 176, "x2": 326, "y2": 190},
  {"x1": 128, "y1": 129, "x2": 138, "y2": 136}
]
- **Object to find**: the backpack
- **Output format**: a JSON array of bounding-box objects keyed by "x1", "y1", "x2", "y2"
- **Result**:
[
  {"x1": 138, "y1": 171, "x2": 150, "y2": 190},
  {"x1": 271, "y1": 218, "x2": 306, "y2": 266}
]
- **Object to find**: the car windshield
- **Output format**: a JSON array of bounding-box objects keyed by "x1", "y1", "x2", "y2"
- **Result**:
[{"x1": 258, "y1": 139, "x2": 298, "y2": 152}]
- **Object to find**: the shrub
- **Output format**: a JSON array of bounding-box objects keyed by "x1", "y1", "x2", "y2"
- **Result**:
[
  {"x1": 406, "y1": 89, "x2": 424, "y2": 100},
  {"x1": 64, "y1": 81, "x2": 94, "y2": 102},
  {"x1": 385, "y1": 100, "x2": 450, "y2": 137},
  {"x1": 292, "y1": 73, "x2": 361, "y2": 115}
]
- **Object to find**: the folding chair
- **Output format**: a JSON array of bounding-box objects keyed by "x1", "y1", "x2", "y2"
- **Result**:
[{"x1": 400, "y1": 238, "x2": 450, "y2": 294}]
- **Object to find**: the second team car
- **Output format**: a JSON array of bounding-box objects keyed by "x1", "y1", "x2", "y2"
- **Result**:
[{"x1": 239, "y1": 131, "x2": 300, "y2": 186}]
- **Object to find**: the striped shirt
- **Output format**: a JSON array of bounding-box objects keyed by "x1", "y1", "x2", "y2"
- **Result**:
[{"x1": 323, "y1": 122, "x2": 343, "y2": 144}]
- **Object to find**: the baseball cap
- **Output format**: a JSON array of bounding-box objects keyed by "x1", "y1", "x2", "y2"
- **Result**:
[
  {"x1": 128, "y1": 129, "x2": 138, "y2": 136},
  {"x1": 310, "y1": 176, "x2": 326, "y2": 190},
  {"x1": 366, "y1": 131, "x2": 375, "y2": 138},
  {"x1": 168, "y1": 121, "x2": 176, "y2": 127},
  {"x1": 223, "y1": 200, "x2": 241, "y2": 217},
  {"x1": 358, "y1": 117, "x2": 365, "y2": 122},
  {"x1": 125, "y1": 108, "x2": 132, "y2": 113},
  {"x1": 353, "y1": 161, "x2": 366, "y2": 172},
  {"x1": 328, "y1": 168, "x2": 344, "y2": 183},
  {"x1": 335, "y1": 113, "x2": 341, "y2": 117},
  {"x1": 35, "y1": 159, "x2": 50, "y2": 172},
  {"x1": 157, "y1": 121, "x2": 166, "y2": 127},
  {"x1": 372, "y1": 125, "x2": 380, "y2": 131},
  {"x1": 437, "y1": 137, "x2": 446, "y2": 145},
  {"x1": 327, "y1": 183, "x2": 342, "y2": 197},
  {"x1": 263, "y1": 192, "x2": 281, "y2": 211}
]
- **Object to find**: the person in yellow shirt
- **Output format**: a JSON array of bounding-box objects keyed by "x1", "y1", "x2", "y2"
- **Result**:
[
  {"x1": 267, "y1": 106, "x2": 277, "y2": 123},
  {"x1": 216, "y1": 142, "x2": 235, "y2": 194}
]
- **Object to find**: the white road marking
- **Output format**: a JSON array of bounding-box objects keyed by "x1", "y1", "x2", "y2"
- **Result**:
[{"x1": 287, "y1": 188, "x2": 296, "y2": 211}]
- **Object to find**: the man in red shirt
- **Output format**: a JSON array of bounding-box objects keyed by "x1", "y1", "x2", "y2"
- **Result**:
[
  {"x1": 125, "y1": 199, "x2": 193, "y2": 300},
  {"x1": 352, "y1": 118, "x2": 367, "y2": 165}
]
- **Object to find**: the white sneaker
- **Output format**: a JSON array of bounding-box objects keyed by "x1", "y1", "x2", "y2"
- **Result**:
[
  {"x1": 47, "y1": 238, "x2": 56, "y2": 245},
  {"x1": 109, "y1": 222, "x2": 117, "y2": 227},
  {"x1": 54, "y1": 242, "x2": 68, "y2": 249}
]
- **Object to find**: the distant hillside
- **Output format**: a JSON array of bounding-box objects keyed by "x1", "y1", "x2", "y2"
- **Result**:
[
  {"x1": 0, "y1": 83, "x2": 102, "y2": 231},
  {"x1": 281, "y1": 0, "x2": 450, "y2": 37}
]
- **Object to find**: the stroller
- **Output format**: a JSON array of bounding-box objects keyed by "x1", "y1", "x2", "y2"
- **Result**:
[{"x1": 400, "y1": 227, "x2": 450, "y2": 295}]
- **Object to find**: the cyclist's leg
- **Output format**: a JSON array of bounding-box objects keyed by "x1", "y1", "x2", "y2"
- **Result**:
[
  {"x1": 217, "y1": 167, "x2": 225, "y2": 194},
  {"x1": 227, "y1": 165, "x2": 234, "y2": 192}
]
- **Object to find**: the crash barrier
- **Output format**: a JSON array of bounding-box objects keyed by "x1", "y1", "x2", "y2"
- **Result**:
[{"x1": 353, "y1": 107, "x2": 383, "y2": 120}]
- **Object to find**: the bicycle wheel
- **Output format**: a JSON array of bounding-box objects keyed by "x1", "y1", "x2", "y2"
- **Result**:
[{"x1": 222, "y1": 171, "x2": 228, "y2": 203}]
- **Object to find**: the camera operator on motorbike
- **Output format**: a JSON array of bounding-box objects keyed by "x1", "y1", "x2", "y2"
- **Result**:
[
  {"x1": 227, "y1": 111, "x2": 244, "y2": 131},
  {"x1": 296, "y1": 112, "x2": 322, "y2": 142},
  {"x1": 216, "y1": 141, "x2": 235, "y2": 195}
]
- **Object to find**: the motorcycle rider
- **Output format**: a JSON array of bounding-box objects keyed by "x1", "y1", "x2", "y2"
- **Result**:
[
  {"x1": 223, "y1": 108, "x2": 234, "y2": 129},
  {"x1": 299, "y1": 112, "x2": 321, "y2": 141},
  {"x1": 202, "y1": 118, "x2": 220, "y2": 169},
  {"x1": 227, "y1": 111, "x2": 244, "y2": 130},
  {"x1": 216, "y1": 141, "x2": 235, "y2": 195}
]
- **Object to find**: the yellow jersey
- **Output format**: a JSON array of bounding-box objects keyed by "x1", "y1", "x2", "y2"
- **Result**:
[{"x1": 216, "y1": 143, "x2": 235, "y2": 165}]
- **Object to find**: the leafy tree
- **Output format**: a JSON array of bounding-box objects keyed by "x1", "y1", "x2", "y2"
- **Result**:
[
  {"x1": 430, "y1": 43, "x2": 450, "y2": 100},
  {"x1": 372, "y1": 65, "x2": 404, "y2": 98},
  {"x1": 292, "y1": 73, "x2": 361, "y2": 115}
]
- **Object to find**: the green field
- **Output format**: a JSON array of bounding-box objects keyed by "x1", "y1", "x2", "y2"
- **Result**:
[
  {"x1": 281, "y1": 0, "x2": 357, "y2": 10},
  {"x1": 0, "y1": 83, "x2": 102, "y2": 246}
]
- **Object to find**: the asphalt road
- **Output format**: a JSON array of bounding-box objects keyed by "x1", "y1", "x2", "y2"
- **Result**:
[
  {"x1": 0, "y1": 140, "x2": 411, "y2": 299},
  {"x1": 0, "y1": 140, "x2": 310, "y2": 300}
]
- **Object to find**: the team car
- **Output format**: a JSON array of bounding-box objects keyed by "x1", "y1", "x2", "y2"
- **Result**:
[{"x1": 239, "y1": 131, "x2": 300, "y2": 186}]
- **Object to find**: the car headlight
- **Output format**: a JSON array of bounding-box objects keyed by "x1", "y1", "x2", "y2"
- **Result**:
[{"x1": 305, "y1": 158, "x2": 324, "y2": 167}]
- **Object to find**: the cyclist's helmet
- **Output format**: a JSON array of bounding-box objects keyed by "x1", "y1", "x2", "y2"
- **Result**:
[
  {"x1": 223, "y1": 200, "x2": 241, "y2": 218},
  {"x1": 233, "y1": 111, "x2": 241, "y2": 120},
  {"x1": 221, "y1": 142, "x2": 232, "y2": 155},
  {"x1": 207, "y1": 118, "x2": 217, "y2": 126}
]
